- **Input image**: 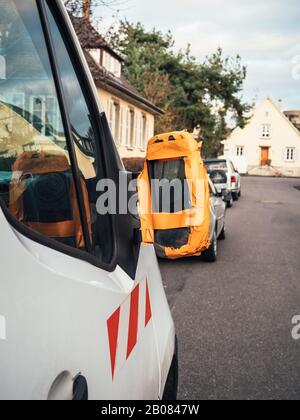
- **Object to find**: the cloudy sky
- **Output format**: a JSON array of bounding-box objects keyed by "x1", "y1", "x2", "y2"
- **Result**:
[{"x1": 97, "y1": 0, "x2": 300, "y2": 110}]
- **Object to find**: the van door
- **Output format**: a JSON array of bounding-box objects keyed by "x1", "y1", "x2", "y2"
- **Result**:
[{"x1": 0, "y1": 0, "x2": 161, "y2": 400}]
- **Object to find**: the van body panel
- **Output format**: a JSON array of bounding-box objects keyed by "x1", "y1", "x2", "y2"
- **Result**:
[{"x1": 0, "y1": 207, "x2": 174, "y2": 399}]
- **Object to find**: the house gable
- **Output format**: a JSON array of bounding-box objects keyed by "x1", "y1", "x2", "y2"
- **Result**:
[
  {"x1": 223, "y1": 98, "x2": 300, "y2": 177},
  {"x1": 226, "y1": 98, "x2": 300, "y2": 148}
]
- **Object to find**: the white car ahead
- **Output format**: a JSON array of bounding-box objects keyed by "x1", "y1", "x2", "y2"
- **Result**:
[
  {"x1": 205, "y1": 158, "x2": 242, "y2": 202},
  {"x1": 0, "y1": 0, "x2": 177, "y2": 400}
]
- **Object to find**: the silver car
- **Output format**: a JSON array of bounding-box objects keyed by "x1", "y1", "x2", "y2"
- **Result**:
[
  {"x1": 202, "y1": 177, "x2": 227, "y2": 262},
  {"x1": 206, "y1": 168, "x2": 233, "y2": 208}
]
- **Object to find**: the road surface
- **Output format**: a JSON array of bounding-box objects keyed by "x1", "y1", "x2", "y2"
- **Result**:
[{"x1": 160, "y1": 176, "x2": 300, "y2": 400}]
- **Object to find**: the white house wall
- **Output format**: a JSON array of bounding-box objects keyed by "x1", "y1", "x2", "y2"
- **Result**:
[{"x1": 98, "y1": 88, "x2": 155, "y2": 159}]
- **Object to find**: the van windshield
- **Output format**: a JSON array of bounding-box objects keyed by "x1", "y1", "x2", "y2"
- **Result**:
[
  {"x1": 0, "y1": 0, "x2": 66, "y2": 146},
  {"x1": 0, "y1": 0, "x2": 90, "y2": 251},
  {"x1": 0, "y1": 0, "x2": 114, "y2": 266}
]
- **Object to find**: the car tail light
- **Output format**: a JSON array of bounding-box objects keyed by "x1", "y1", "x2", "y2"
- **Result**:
[{"x1": 231, "y1": 176, "x2": 237, "y2": 184}]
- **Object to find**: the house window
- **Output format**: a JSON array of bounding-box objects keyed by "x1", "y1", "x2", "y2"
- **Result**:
[
  {"x1": 113, "y1": 59, "x2": 122, "y2": 78},
  {"x1": 286, "y1": 148, "x2": 295, "y2": 162},
  {"x1": 236, "y1": 146, "x2": 244, "y2": 157},
  {"x1": 87, "y1": 49, "x2": 101, "y2": 64},
  {"x1": 29, "y1": 95, "x2": 59, "y2": 137},
  {"x1": 108, "y1": 99, "x2": 120, "y2": 145},
  {"x1": 102, "y1": 50, "x2": 121, "y2": 78},
  {"x1": 261, "y1": 124, "x2": 271, "y2": 138}
]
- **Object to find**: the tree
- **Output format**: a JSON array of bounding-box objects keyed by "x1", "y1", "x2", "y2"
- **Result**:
[
  {"x1": 107, "y1": 21, "x2": 250, "y2": 157},
  {"x1": 64, "y1": 0, "x2": 122, "y2": 16}
]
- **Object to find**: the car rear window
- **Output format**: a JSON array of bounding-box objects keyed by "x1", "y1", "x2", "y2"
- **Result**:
[
  {"x1": 206, "y1": 161, "x2": 227, "y2": 171},
  {"x1": 208, "y1": 170, "x2": 227, "y2": 185}
]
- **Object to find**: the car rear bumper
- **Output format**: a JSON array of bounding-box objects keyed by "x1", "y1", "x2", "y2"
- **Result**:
[{"x1": 229, "y1": 185, "x2": 239, "y2": 193}]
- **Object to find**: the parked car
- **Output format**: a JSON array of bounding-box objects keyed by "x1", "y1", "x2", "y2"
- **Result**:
[
  {"x1": 205, "y1": 158, "x2": 241, "y2": 201},
  {"x1": 206, "y1": 168, "x2": 233, "y2": 208},
  {"x1": 0, "y1": 0, "x2": 177, "y2": 400},
  {"x1": 138, "y1": 131, "x2": 226, "y2": 262},
  {"x1": 202, "y1": 177, "x2": 227, "y2": 262}
]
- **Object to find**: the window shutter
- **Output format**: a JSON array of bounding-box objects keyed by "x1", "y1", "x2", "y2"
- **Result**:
[
  {"x1": 141, "y1": 115, "x2": 147, "y2": 150},
  {"x1": 137, "y1": 113, "x2": 142, "y2": 148},
  {"x1": 126, "y1": 108, "x2": 130, "y2": 147},
  {"x1": 108, "y1": 100, "x2": 112, "y2": 128},
  {"x1": 137, "y1": 113, "x2": 141, "y2": 148},
  {"x1": 108, "y1": 100, "x2": 116, "y2": 138},
  {"x1": 133, "y1": 112, "x2": 137, "y2": 147},
  {"x1": 282, "y1": 148, "x2": 287, "y2": 161},
  {"x1": 119, "y1": 107, "x2": 124, "y2": 146},
  {"x1": 294, "y1": 148, "x2": 299, "y2": 162}
]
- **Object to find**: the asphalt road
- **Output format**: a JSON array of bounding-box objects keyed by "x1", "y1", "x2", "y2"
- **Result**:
[{"x1": 159, "y1": 176, "x2": 300, "y2": 400}]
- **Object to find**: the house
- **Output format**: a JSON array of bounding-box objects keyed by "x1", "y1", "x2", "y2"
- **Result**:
[
  {"x1": 70, "y1": 1, "x2": 163, "y2": 162},
  {"x1": 222, "y1": 98, "x2": 300, "y2": 177}
]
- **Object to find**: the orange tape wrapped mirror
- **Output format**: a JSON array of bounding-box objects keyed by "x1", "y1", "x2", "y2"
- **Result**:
[{"x1": 138, "y1": 131, "x2": 211, "y2": 259}]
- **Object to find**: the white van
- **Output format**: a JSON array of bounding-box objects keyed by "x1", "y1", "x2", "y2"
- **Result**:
[{"x1": 0, "y1": 0, "x2": 177, "y2": 400}]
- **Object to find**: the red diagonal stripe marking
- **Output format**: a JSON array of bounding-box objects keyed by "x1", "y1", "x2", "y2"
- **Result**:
[
  {"x1": 107, "y1": 307, "x2": 121, "y2": 380},
  {"x1": 126, "y1": 284, "x2": 140, "y2": 359},
  {"x1": 145, "y1": 280, "x2": 152, "y2": 327}
]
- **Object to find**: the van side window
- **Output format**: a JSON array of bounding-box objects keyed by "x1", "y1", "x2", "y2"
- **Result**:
[
  {"x1": 44, "y1": 2, "x2": 113, "y2": 264},
  {"x1": 0, "y1": 0, "x2": 87, "y2": 250}
]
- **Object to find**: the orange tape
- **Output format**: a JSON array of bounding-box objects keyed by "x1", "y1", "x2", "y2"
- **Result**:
[{"x1": 138, "y1": 131, "x2": 211, "y2": 258}]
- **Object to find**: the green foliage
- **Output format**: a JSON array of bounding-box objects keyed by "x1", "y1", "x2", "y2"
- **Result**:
[{"x1": 107, "y1": 21, "x2": 250, "y2": 157}]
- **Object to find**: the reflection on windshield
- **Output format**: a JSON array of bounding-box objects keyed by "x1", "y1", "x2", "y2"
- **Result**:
[
  {"x1": 0, "y1": 0, "x2": 96, "y2": 178},
  {"x1": 0, "y1": 0, "x2": 66, "y2": 161},
  {"x1": 0, "y1": 0, "x2": 88, "y2": 250}
]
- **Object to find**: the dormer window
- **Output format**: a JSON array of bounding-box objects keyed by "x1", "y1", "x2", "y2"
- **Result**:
[
  {"x1": 88, "y1": 48, "x2": 101, "y2": 65},
  {"x1": 87, "y1": 48, "x2": 121, "y2": 78},
  {"x1": 102, "y1": 50, "x2": 121, "y2": 78}
]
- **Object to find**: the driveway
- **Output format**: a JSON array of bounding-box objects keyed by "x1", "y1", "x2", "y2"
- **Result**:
[{"x1": 160, "y1": 176, "x2": 300, "y2": 400}]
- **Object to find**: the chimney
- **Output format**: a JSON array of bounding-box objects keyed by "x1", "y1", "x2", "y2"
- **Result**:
[{"x1": 82, "y1": 0, "x2": 91, "y2": 21}]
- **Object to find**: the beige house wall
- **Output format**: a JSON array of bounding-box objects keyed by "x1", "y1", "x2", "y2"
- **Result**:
[
  {"x1": 223, "y1": 98, "x2": 300, "y2": 177},
  {"x1": 97, "y1": 88, "x2": 155, "y2": 159}
]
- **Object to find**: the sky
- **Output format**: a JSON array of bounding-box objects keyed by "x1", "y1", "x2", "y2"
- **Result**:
[{"x1": 96, "y1": 0, "x2": 300, "y2": 111}]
